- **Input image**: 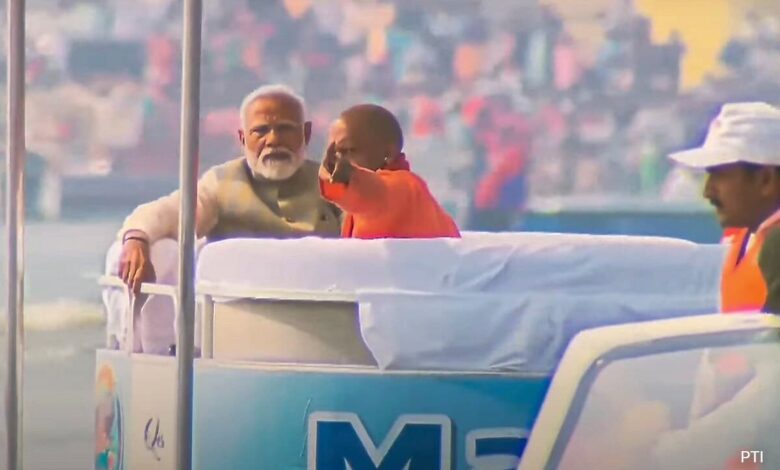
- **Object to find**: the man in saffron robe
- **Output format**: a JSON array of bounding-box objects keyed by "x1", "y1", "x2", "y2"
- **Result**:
[{"x1": 319, "y1": 104, "x2": 460, "y2": 239}]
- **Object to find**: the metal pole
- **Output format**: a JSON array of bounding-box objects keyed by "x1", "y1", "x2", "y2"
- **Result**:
[
  {"x1": 5, "y1": 0, "x2": 26, "y2": 467},
  {"x1": 176, "y1": 0, "x2": 202, "y2": 467}
]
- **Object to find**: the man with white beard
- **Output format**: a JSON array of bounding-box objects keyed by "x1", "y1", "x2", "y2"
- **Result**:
[{"x1": 109, "y1": 84, "x2": 341, "y2": 353}]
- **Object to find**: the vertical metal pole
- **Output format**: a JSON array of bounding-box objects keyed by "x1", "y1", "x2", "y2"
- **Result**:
[
  {"x1": 5, "y1": 0, "x2": 25, "y2": 467},
  {"x1": 176, "y1": 0, "x2": 202, "y2": 468}
]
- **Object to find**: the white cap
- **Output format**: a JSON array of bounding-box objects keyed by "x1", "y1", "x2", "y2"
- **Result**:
[{"x1": 668, "y1": 102, "x2": 780, "y2": 169}]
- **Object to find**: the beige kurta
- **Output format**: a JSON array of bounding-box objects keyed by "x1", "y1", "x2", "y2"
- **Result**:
[{"x1": 119, "y1": 158, "x2": 342, "y2": 242}]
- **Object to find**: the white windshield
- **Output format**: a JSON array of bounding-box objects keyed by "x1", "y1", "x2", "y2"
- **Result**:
[{"x1": 554, "y1": 335, "x2": 780, "y2": 470}]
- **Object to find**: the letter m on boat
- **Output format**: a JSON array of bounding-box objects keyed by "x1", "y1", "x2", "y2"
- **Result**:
[{"x1": 308, "y1": 412, "x2": 452, "y2": 469}]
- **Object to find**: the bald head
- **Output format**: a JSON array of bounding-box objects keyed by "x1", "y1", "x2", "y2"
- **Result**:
[
  {"x1": 342, "y1": 104, "x2": 404, "y2": 151},
  {"x1": 329, "y1": 104, "x2": 405, "y2": 171}
]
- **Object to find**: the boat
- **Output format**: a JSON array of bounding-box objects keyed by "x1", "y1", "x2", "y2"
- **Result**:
[{"x1": 94, "y1": 231, "x2": 780, "y2": 469}]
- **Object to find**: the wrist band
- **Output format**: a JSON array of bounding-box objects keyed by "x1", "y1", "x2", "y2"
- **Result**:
[{"x1": 123, "y1": 235, "x2": 149, "y2": 244}]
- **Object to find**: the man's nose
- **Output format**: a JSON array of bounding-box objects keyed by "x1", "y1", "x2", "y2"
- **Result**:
[{"x1": 264, "y1": 128, "x2": 281, "y2": 146}]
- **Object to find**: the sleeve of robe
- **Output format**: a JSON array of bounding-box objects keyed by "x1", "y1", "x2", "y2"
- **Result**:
[
  {"x1": 319, "y1": 165, "x2": 412, "y2": 217},
  {"x1": 118, "y1": 168, "x2": 221, "y2": 243}
]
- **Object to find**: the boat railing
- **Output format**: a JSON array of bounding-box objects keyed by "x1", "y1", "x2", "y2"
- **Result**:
[{"x1": 98, "y1": 275, "x2": 359, "y2": 360}]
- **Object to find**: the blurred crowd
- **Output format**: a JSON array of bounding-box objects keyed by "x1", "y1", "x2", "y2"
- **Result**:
[{"x1": 1, "y1": 0, "x2": 780, "y2": 228}]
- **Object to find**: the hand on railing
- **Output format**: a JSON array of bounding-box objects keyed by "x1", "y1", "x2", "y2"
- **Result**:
[{"x1": 119, "y1": 236, "x2": 157, "y2": 295}]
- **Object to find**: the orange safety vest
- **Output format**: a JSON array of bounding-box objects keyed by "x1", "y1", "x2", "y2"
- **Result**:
[
  {"x1": 721, "y1": 228, "x2": 768, "y2": 313},
  {"x1": 718, "y1": 217, "x2": 780, "y2": 469}
]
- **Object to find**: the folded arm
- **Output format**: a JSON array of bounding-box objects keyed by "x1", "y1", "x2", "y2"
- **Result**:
[{"x1": 119, "y1": 169, "x2": 220, "y2": 243}]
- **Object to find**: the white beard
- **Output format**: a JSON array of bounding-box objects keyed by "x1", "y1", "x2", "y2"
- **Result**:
[{"x1": 245, "y1": 147, "x2": 305, "y2": 181}]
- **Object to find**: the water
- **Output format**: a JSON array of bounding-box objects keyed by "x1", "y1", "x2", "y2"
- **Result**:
[
  {"x1": 0, "y1": 219, "x2": 120, "y2": 469},
  {"x1": 0, "y1": 220, "x2": 121, "y2": 303}
]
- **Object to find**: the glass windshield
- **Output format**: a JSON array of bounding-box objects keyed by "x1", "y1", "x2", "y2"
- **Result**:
[{"x1": 551, "y1": 331, "x2": 780, "y2": 470}]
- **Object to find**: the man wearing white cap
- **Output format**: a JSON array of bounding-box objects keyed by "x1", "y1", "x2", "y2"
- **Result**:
[
  {"x1": 669, "y1": 102, "x2": 780, "y2": 314},
  {"x1": 652, "y1": 102, "x2": 780, "y2": 470}
]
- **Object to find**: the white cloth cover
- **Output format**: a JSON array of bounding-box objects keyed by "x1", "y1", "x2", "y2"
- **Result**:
[
  {"x1": 357, "y1": 290, "x2": 716, "y2": 372},
  {"x1": 190, "y1": 232, "x2": 725, "y2": 372},
  {"x1": 196, "y1": 232, "x2": 724, "y2": 298}
]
